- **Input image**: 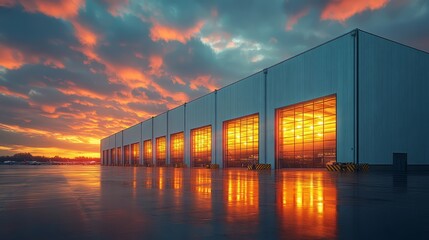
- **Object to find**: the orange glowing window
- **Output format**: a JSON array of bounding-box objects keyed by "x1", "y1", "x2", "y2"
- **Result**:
[
  {"x1": 170, "y1": 132, "x2": 184, "y2": 165},
  {"x1": 131, "y1": 142, "x2": 139, "y2": 166},
  {"x1": 110, "y1": 148, "x2": 116, "y2": 165},
  {"x1": 277, "y1": 95, "x2": 336, "y2": 168},
  {"x1": 143, "y1": 140, "x2": 152, "y2": 166},
  {"x1": 224, "y1": 114, "x2": 259, "y2": 168},
  {"x1": 156, "y1": 136, "x2": 166, "y2": 166},
  {"x1": 191, "y1": 125, "x2": 212, "y2": 167},
  {"x1": 124, "y1": 145, "x2": 130, "y2": 166},
  {"x1": 116, "y1": 147, "x2": 122, "y2": 165}
]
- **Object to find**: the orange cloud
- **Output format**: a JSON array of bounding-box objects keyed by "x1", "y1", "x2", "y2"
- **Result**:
[
  {"x1": 286, "y1": 8, "x2": 309, "y2": 31},
  {"x1": 149, "y1": 55, "x2": 163, "y2": 75},
  {"x1": 0, "y1": 44, "x2": 65, "y2": 70},
  {"x1": 72, "y1": 21, "x2": 98, "y2": 46},
  {"x1": 321, "y1": 0, "x2": 389, "y2": 22},
  {"x1": 189, "y1": 75, "x2": 219, "y2": 92},
  {"x1": 0, "y1": 86, "x2": 29, "y2": 99},
  {"x1": 172, "y1": 76, "x2": 186, "y2": 85},
  {"x1": 1, "y1": 0, "x2": 85, "y2": 19},
  {"x1": 200, "y1": 31, "x2": 237, "y2": 53},
  {"x1": 103, "y1": 0, "x2": 129, "y2": 16},
  {"x1": 149, "y1": 55, "x2": 163, "y2": 69},
  {"x1": 0, "y1": 44, "x2": 25, "y2": 69},
  {"x1": 150, "y1": 20, "x2": 205, "y2": 44}
]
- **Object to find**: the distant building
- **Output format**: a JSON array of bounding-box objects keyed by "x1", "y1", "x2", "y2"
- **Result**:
[{"x1": 100, "y1": 29, "x2": 429, "y2": 169}]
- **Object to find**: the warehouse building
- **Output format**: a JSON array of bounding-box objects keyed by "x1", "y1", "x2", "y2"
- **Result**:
[{"x1": 100, "y1": 29, "x2": 429, "y2": 169}]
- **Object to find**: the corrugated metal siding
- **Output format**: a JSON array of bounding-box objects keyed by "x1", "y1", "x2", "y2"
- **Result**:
[
  {"x1": 358, "y1": 31, "x2": 429, "y2": 164},
  {"x1": 186, "y1": 94, "x2": 216, "y2": 165},
  {"x1": 186, "y1": 94, "x2": 215, "y2": 128},
  {"x1": 106, "y1": 135, "x2": 115, "y2": 149},
  {"x1": 216, "y1": 73, "x2": 265, "y2": 166},
  {"x1": 141, "y1": 119, "x2": 152, "y2": 141},
  {"x1": 115, "y1": 132, "x2": 122, "y2": 147},
  {"x1": 266, "y1": 32, "x2": 355, "y2": 165},
  {"x1": 123, "y1": 124, "x2": 140, "y2": 145},
  {"x1": 153, "y1": 112, "x2": 167, "y2": 138},
  {"x1": 100, "y1": 138, "x2": 108, "y2": 150},
  {"x1": 168, "y1": 106, "x2": 185, "y2": 134}
]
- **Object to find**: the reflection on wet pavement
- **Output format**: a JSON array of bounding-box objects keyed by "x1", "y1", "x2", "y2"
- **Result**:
[{"x1": 1, "y1": 166, "x2": 429, "y2": 239}]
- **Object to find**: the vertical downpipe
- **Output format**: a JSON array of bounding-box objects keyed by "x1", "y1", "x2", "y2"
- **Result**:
[
  {"x1": 214, "y1": 90, "x2": 217, "y2": 165},
  {"x1": 121, "y1": 130, "x2": 124, "y2": 166},
  {"x1": 100, "y1": 139, "x2": 102, "y2": 166},
  {"x1": 151, "y1": 117, "x2": 154, "y2": 166},
  {"x1": 184, "y1": 103, "x2": 187, "y2": 166},
  {"x1": 356, "y1": 30, "x2": 360, "y2": 166},
  {"x1": 352, "y1": 29, "x2": 360, "y2": 166},
  {"x1": 166, "y1": 111, "x2": 169, "y2": 166},
  {"x1": 263, "y1": 69, "x2": 268, "y2": 164},
  {"x1": 140, "y1": 123, "x2": 143, "y2": 166}
]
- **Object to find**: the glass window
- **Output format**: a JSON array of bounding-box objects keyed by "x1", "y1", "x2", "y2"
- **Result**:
[
  {"x1": 124, "y1": 145, "x2": 130, "y2": 166},
  {"x1": 191, "y1": 125, "x2": 212, "y2": 167},
  {"x1": 170, "y1": 132, "x2": 184, "y2": 165},
  {"x1": 110, "y1": 148, "x2": 116, "y2": 166},
  {"x1": 131, "y1": 143, "x2": 139, "y2": 166},
  {"x1": 143, "y1": 140, "x2": 152, "y2": 166},
  {"x1": 116, "y1": 147, "x2": 122, "y2": 165},
  {"x1": 223, "y1": 114, "x2": 259, "y2": 168},
  {"x1": 277, "y1": 95, "x2": 336, "y2": 168},
  {"x1": 156, "y1": 136, "x2": 166, "y2": 167}
]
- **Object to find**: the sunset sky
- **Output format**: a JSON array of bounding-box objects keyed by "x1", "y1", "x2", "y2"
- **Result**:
[{"x1": 0, "y1": 0, "x2": 428, "y2": 158}]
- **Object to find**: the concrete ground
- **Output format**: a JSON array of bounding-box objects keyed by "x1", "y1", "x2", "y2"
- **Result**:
[{"x1": 1, "y1": 165, "x2": 429, "y2": 239}]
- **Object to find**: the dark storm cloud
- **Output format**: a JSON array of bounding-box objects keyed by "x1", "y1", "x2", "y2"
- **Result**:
[
  {"x1": 0, "y1": 6, "x2": 78, "y2": 61},
  {"x1": 3, "y1": 63, "x2": 123, "y2": 97},
  {"x1": 80, "y1": 1, "x2": 161, "y2": 67},
  {"x1": 140, "y1": 0, "x2": 211, "y2": 28},
  {"x1": 163, "y1": 39, "x2": 219, "y2": 78}
]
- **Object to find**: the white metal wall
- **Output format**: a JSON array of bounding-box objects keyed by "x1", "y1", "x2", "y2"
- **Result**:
[
  {"x1": 153, "y1": 112, "x2": 167, "y2": 165},
  {"x1": 216, "y1": 73, "x2": 265, "y2": 166},
  {"x1": 141, "y1": 119, "x2": 153, "y2": 141},
  {"x1": 266, "y1": 32, "x2": 356, "y2": 166},
  {"x1": 358, "y1": 31, "x2": 429, "y2": 164},
  {"x1": 185, "y1": 94, "x2": 215, "y2": 165},
  {"x1": 141, "y1": 119, "x2": 153, "y2": 165}
]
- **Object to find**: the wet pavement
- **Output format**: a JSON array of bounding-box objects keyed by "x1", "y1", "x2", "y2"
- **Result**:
[{"x1": 1, "y1": 166, "x2": 429, "y2": 239}]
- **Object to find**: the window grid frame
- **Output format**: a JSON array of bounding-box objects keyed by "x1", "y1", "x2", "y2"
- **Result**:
[
  {"x1": 143, "y1": 140, "x2": 153, "y2": 166},
  {"x1": 170, "y1": 132, "x2": 185, "y2": 165},
  {"x1": 191, "y1": 125, "x2": 212, "y2": 167},
  {"x1": 223, "y1": 113, "x2": 259, "y2": 168},
  {"x1": 276, "y1": 95, "x2": 336, "y2": 168},
  {"x1": 156, "y1": 136, "x2": 166, "y2": 167}
]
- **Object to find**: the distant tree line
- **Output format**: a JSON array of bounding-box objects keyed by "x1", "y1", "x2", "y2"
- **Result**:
[{"x1": 0, "y1": 152, "x2": 100, "y2": 163}]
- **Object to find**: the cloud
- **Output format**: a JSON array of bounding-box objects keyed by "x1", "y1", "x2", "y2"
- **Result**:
[
  {"x1": 286, "y1": 8, "x2": 310, "y2": 31},
  {"x1": 1, "y1": 0, "x2": 85, "y2": 19},
  {"x1": 0, "y1": 44, "x2": 25, "y2": 69},
  {"x1": 321, "y1": 0, "x2": 390, "y2": 22},
  {"x1": 150, "y1": 20, "x2": 205, "y2": 44}
]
